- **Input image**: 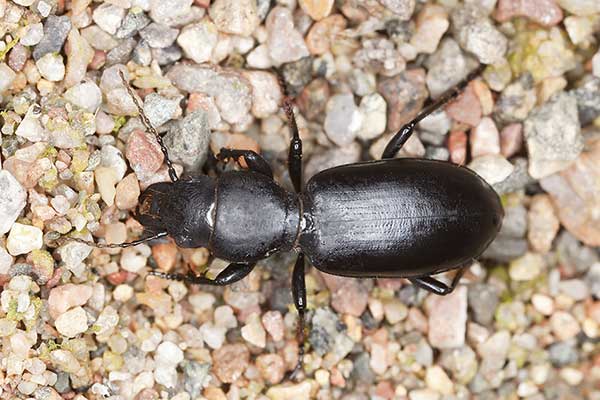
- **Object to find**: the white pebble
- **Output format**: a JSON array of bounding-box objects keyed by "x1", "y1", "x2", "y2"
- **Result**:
[
  {"x1": 200, "y1": 322, "x2": 226, "y2": 349},
  {"x1": 64, "y1": 81, "x2": 103, "y2": 112},
  {"x1": 20, "y1": 23, "x2": 44, "y2": 46},
  {"x1": 35, "y1": 53, "x2": 66, "y2": 82},
  {"x1": 532, "y1": 294, "x2": 554, "y2": 316},
  {"x1": 113, "y1": 284, "x2": 134, "y2": 302},
  {"x1": 155, "y1": 341, "x2": 184, "y2": 367},
  {"x1": 7, "y1": 223, "x2": 43, "y2": 256},
  {"x1": 0, "y1": 170, "x2": 27, "y2": 234},
  {"x1": 241, "y1": 313, "x2": 266, "y2": 348},
  {"x1": 468, "y1": 154, "x2": 514, "y2": 185},
  {"x1": 54, "y1": 307, "x2": 88, "y2": 338}
]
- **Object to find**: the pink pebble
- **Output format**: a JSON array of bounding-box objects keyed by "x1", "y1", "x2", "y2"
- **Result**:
[
  {"x1": 125, "y1": 130, "x2": 164, "y2": 181},
  {"x1": 500, "y1": 123, "x2": 523, "y2": 158},
  {"x1": 495, "y1": 0, "x2": 563, "y2": 27},
  {"x1": 445, "y1": 83, "x2": 482, "y2": 127},
  {"x1": 470, "y1": 117, "x2": 500, "y2": 158}
]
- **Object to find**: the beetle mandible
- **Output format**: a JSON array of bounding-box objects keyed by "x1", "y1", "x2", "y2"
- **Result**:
[{"x1": 76, "y1": 66, "x2": 503, "y2": 376}]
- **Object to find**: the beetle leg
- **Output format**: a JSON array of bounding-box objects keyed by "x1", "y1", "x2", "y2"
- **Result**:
[
  {"x1": 216, "y1": 148, "x2": 273, "y2": 179},
  {"x1": 409, "y1": 262, "x2": 470, "y2": 295},
  {"x1": 283, "y1": 98, "x2": 303, "y2": 193},
  {"x1": 290, "y1": 253, "x2": 306, "y2": 379},
  {"x1": 149, "y1": 262, "x2": 255, "y2": 285},
  {"x1": 382, "y1": 64, "x2": 486, "y2": 159}
]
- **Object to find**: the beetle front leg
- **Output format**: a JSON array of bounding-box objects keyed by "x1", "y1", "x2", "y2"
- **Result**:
[
  {"x1": 290, "y1": 252, "x2": 307, "y2": 379},
  {"x1": 382, "y1": 64, "x2": 485, "y2": 159},
  {"x1": 409, "y1": 262, "x2": 470, "y2": 296},
  {"x1": 149, "y1": 262, "x2": 255, "y2": 285},
  {"x1": 283, "y1": 98, "x2": 303, "y2": 193},
  {"x1": 217, "y1": 148, "x2": 273, "y2": 179}
]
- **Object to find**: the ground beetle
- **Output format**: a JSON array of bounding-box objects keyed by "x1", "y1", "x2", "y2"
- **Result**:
[{"x1": 76, "y1": 66, "x2": 503, "y2": 376}]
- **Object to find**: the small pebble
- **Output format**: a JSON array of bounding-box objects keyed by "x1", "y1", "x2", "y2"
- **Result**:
[
  {"x1": 468, "y1": 154, "x2": 514, "y2": 185},
  {"x1": 7, "y1": 223, "x2": 43, "y2": 256},
  {"x1": 425, "y1": 366, "x2": 454, "y2": 395},
  {"x1": 470, "y1": 117, "x2": 500, "y2": 157},
  {"x1": 299, "y1": 0, "x2": 334, "y2": 21},
  {"x1": 509, "y1": 252, "x2": 544, "y2": 281},
  {"x1": 209, "y1": 0, "x2": 259, "y2": 36},
  {"x1": 54, "y1": 306, "x2": 88, "y2": 338},
  {"x1": 550, "y1": 311, "x2": 581, "y2": 341},
  {"x1": 35, "y1": 53, "x2": 65, "y2": 82},
  {"x1": 48, "y1": 284, "x2": 93, "y2": 319},
  {"x1": 524, "y1": 92, "x2": 583, "y2": 179},
  {"x1": 266, "y1": 6, "x2": 310, "y2": 65},
  {"x1": 125, "y1": 130, "x2": 165, "y2": 181},
  {"x1": 532, "y1": 294, "x2": 554, "y2": 315},
  {"x1": 262, "y1": 311, "x2": 285, "y2": 341},
  {"x1": 177, "y1": 19, "x2": 218, "y2": 64},
  {"x1": 0, "y1": 171, "x2": 27, "y2": 234},
  {"x1": 241, "y1": 313, "x2": 267, "y2": 348},
  {"x1": 212, "y1": 344, "x2": 250, "y2": 383},
  {"x1": 426, "y1": 286, "x2": 468, "y2": 349}
]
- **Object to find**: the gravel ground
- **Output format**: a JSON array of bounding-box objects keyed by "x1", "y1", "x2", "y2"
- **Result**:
[{"x1": 0, "y1": 0, "x2": 599, "y2": 399}]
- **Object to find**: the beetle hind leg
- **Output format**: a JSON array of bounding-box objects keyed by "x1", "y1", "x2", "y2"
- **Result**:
[
  {"x1": 149, "y1": 262, "x2": 255, "y2": 285},
  {"x1": 288, "y1": 252, "x2": 307, "y2": 380},
  {"x1": 382, "y1": 64, "x2": 485, "y2": 159},
  {"x1": 409, "y1": 261, "x2": 471, "y2": 296}
]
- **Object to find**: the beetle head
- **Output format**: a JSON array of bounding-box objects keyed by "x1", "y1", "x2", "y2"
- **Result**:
[{"x1": 136, "y1": 182, "x2": 172, "y2": 233}]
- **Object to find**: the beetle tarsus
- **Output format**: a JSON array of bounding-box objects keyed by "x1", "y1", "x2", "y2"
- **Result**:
[
  {"x1": 149, "y1": 262, "x2": 255, "y2": 286},
  {"x1": 409, "y1": 261, "x2": 472, "y2": 295},
  {"x1": 382, "y1": 64, "x2": 486, "y2": 159}
]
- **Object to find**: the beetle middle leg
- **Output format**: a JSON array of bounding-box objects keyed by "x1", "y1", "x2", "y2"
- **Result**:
[
  {"x1": 382, "y1": 64, "x2": 486, "y2": 159},
  {"x1": 289, "y1": 252, "x2": 307, "y2": 379},
  {"x1": 216, "y1": 148, "x2": 273, "y2": 178},
  {"x1": 149, "y1": 262, "x2": 255, "y2": 285},
  {"x1": 409, "y1": 261, "x2": 471, "y2": 295}
]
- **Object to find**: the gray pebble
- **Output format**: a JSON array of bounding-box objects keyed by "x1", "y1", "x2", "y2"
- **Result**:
[
  {"x1": 556, "y1": 231, "x2": 598, "y2": 275},
  {"x1": 140, "y1": 23, "x2": 179, "y2": 49},
  {"x1": 585, "y1": 263, "x2": 600, "y2": 297},
  {"x1": 482, "y1": 236, "x2": 528, "y2": 262},
  {"x1": 493, "y1": 158, "x2": 536, "y2": 195},
  {"x1": 548, "y1": 341, "x2": 579, "y2": 367},
  {"x1": 143, "y1": 93, "x2": 181, "y2": 127},
  {"x1": 309, "y1": 308, "x2": 354, "y2": 362},
  {"x1": 116, "y1": 10, "x2": 151, "y2": 39},
  {"x1": 106, "y1": 37, "x2": 137, "y2": 66},
  {"x1": 425, "y1": 38, "x2": 471, "y2": 98},
  {"x1": 164, "y1": 110, "x2": 211, "y2": 173},
  {"x1": 499, "y1": 204, "x2": 528, "y2": 238},
  {"x1": 570, "y1": 76, "x2": 600, "y2": 126},
  {"x1": 468, "y1": 283, "x2": 499, "y2": 325},
  {"x1": 524, "y1": 92, "x2": 584, "y2": 179},
  {"x1": 132, "y1": 40, "x2": 152, "y2": 66},
  {"x1": 183, "y1": 361, "x2": 211, "y2": 398},
  {"x1": 152, "y1": 45, "x2": 182, "y2": 65},
  {"x1": 351, "y1": 352, "x2": 375, "y2": 384},
  {"x1": 281, "y1": 57, "x2": 313, "y2": 96},
  {"x1": 33, "y1": 15, "x2": 71, "y2": 61}
]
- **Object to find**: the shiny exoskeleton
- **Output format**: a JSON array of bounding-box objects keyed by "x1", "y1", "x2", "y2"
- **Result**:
[{"x1": 89, "y1": 67, "x2": 503, "y2": 377}]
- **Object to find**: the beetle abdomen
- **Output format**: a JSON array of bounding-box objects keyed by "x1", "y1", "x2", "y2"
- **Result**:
[{"x1": 299, "y1": 159, "x2": 503, "y2": 278}]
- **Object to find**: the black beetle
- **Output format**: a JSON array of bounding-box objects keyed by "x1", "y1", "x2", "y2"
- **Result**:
[{"x1": 77, "y1": 66, "x2": 503, "y2": 375}]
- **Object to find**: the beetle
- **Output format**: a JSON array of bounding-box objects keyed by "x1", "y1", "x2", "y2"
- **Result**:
[{"x1": 76, "y1": 66, "x2": 503, "y2": 376}]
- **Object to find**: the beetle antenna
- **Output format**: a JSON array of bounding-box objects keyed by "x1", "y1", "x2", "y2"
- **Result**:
[
  {"x1": 59, "y1": 231, "x2": 168, "y2": 249},
  {"x1": 118, "y1": 70, "x2": 179, "y2": 183}
]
